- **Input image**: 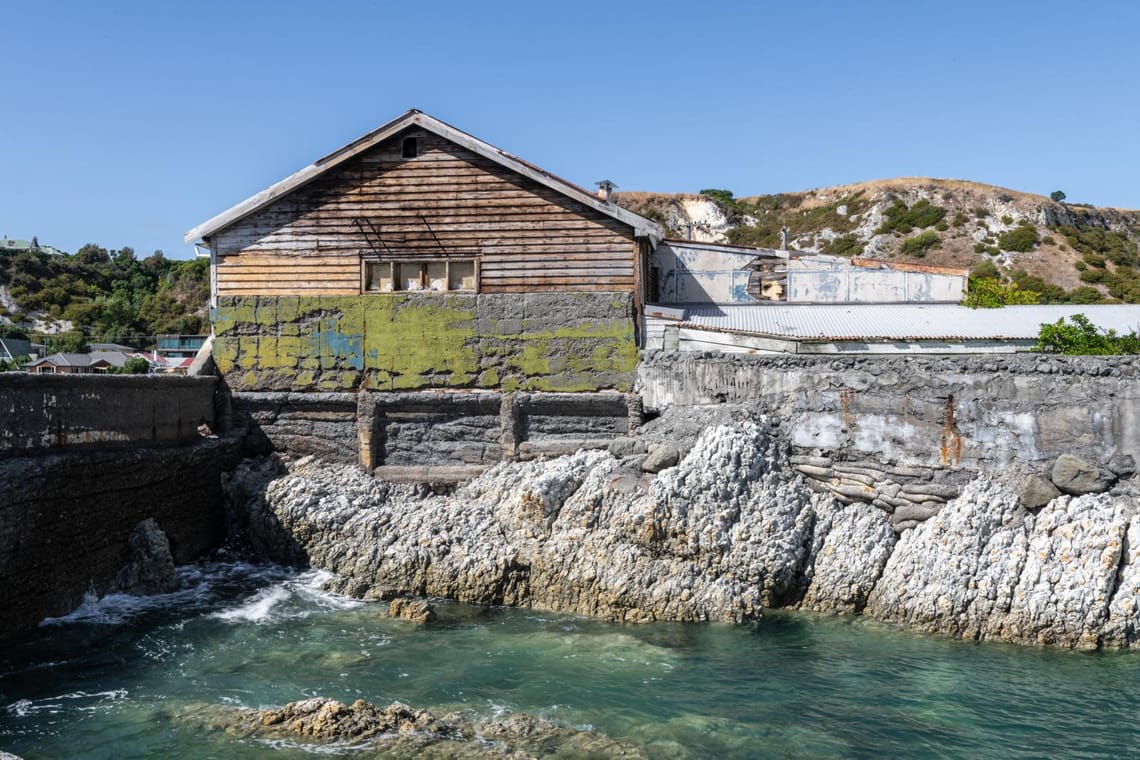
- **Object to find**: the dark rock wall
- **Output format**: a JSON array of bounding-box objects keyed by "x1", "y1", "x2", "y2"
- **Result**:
[{"x1": 0, "y1": 439, "x2": 236, "y2": 639}]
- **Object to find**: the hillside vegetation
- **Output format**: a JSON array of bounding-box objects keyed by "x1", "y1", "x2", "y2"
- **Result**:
[
  {"x1": 0, "y1": 244, "x2": 209, "y2": 350},
  {"x1": 617, "y1": 179, "x2": 1140, "y2": 304}
]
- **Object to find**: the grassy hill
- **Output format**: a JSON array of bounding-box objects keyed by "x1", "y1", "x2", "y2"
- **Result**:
[{"x1": 617, "y1": 179, "x2": 1140, "y2": 304}]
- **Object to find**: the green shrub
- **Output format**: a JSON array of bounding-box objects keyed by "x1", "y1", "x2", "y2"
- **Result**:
[
  {"x1": 972, "y1": 207, "x2": 989, "y2": 219},
  {"x1": 900, "y1": 230, "x2": 941, "y2": 257},
  {"x1": 1083, "y1": 252, "x2": 1106, "y2": 268},
  {"x1": 1035, "y1": 314, "x2": 1140, "y2": 354},
  {"x1": 1000, "y1": 215, "x2": 1014, "y2": 225},
  {"x1": 971, "y1": 260, "x2": 1000, "y2": 279},
  {"x1": 935, "y1": 221, "x2": 949, "y2": 231},
  {"x1": 1042, "y1": 236, "x2": 1055, "y2": 245},
  {"x1": 973, "y1": 243, "x2": 988, "y2": 254},
  {"x1": 823, "y1": 234, "x2": 864, "y2": 257},
  {"x1": 1075, "y1": 261, "x2": 1087, "y2": 271},
  {"x1": 875, "y1": 199, "x2": 947, "y2": 235},
  {"x1": 952, "y1": 212, "x2": 968, "y2": 228},
  {"x1": 998, "y1": 226, "x2": 1039, "y2": 252},
  {"x1": 963, "y1": 277, "x2": 1041, "y2": 308},
  {"x1": 120, "y1": 356, "x2": 151, "y2": 374}
]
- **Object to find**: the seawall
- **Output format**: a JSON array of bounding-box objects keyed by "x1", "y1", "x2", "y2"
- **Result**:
[{"x1": 0, "y1": 376, "x2": 234, "y2": 639}]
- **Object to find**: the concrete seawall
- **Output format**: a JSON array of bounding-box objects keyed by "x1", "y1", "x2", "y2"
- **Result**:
[
  {"x1": 637, "y1": 352, "x2": 1140, "y2": 469},
  {"x1": 0, "y1": 374, "x2": 218, "y2": 454},
  {"x1": 0, "y1": 376, "x2": 231, "y2": 639}
]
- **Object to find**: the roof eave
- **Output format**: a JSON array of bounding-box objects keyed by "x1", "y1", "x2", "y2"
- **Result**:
[{"x1": 184, "y1": 110, "x2": 664, "y2": 246}]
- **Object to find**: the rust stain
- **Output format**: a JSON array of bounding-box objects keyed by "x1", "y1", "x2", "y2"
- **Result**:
[
  {"x1": 840, "y1": 389, "x2": 856, "y2": 431},
  {"x1": 940, "y1": 395, "x2": 963, "y2": 467}
]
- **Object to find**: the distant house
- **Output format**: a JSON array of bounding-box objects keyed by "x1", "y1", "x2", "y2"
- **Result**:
[
  {"x1": 185, "y1": 109, "x2": 664, "y2": 393},
  {"x1": 24, "y1": 350, "x2": 148, "y2": 374},
  {"x1": 155, "y1": 334, "x2": 208, "y2": 360},
  {"x1": 0, "y1": 338, "x2": 34, "y2": 364},
  {"x1": 0, "y1": 237, "x2": 66, "y2": 256}
]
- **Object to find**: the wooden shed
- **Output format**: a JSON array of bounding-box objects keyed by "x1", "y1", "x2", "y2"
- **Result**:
[
  {"x1": 185, "y1": 111, "x2": 664, "y2": 394},
  {"x1": 185, "y1": 110, "x2": 663, "y2": 305}
]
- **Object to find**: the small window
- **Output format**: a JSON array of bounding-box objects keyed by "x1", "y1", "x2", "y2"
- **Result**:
[
  {"x1": 401, "y1": 136, "x2": 418, "y2": 158},
  {"x1": 363, "y1": 260, "x2": 478, "y2": 293}
]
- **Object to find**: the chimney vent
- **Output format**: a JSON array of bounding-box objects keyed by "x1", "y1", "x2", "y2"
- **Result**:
[{"x1": 595, "y1": 179, "x2": 617, "y2": 202}]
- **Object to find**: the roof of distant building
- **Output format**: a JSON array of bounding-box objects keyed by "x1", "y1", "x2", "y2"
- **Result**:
[{"x1": 672, "y1": 303, "x2": 1140, "y2": 342}]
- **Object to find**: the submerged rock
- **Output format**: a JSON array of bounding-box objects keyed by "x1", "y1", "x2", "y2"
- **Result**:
[
  {"x1": 201, "y1": 696, "x2": 646, "y2": 758},
  {"x1": 389, "y1": 597, "x2": 436, "y2": 623}
]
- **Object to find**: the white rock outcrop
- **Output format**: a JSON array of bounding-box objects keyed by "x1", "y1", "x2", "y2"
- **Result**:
[{"x1": 230, "y1": 419, "x2": 1140, "y2": 649}]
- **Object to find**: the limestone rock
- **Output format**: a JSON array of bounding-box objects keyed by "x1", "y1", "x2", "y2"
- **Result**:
[
  {"x1": 231, "y1": 413, "x2": 1140, "y2": 650},
  {"x1": 641, "y1": 443, "x2": 680, "y2": 473},
  {"x1": 112, "y1": 519, "x2": 177, "y2": 595},
  {"x1": 213, "y1": 697, "x2": 647, "y2": 757},
  {"x1": 1107, "y1": 453, "x2": 1136, "y2": 478},
  {"x1": 1021, "y1": 474, "x2": 1061, "y2": 510},
  {"x1": 1051, "y1": 454, "x2": 1115, "y2": 495},
  {"x1": 609, "y1": 436, "x2": 647, "y2": 458},
  {"x1": 389, "y1": 597, "x2": 436, "y2": 624}
]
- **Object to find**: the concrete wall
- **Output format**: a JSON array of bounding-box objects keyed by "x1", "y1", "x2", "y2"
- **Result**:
[
  {"x1": 653, "y1": 241, "x2": 768, "y2": 303},
  {"x1": 0, "y1": 374, "x2": 217, "y2": 454},
  {"x1": 787, "y1": 264, "x2": 965, "y2": 304},
  {"x1": 638, "y1": 352, "x2": 1140, "y2": 470},
  {"x1": 213, "y1": 292, "x2": 637, "y2": 393},
  {"x1": 0, "y1": 438, "x2": 235, "y2": 639},
  {"x1": 232, "y1": 390, "x2": 638, "y2": 471}
]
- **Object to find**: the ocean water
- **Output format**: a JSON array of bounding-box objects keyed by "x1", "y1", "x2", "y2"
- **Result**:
[{"x1": 2, "y1": 559, "x2": 1139, "y2": 758}]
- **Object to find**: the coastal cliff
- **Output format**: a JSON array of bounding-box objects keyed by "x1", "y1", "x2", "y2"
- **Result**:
[{"x1": 229, "y1": 410, "x2": 1140, "y2": 650}]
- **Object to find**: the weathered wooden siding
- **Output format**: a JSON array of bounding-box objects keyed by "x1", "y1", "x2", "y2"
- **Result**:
[{"x1": 212, "y1": 128, "x2": 637, "y2": 296}]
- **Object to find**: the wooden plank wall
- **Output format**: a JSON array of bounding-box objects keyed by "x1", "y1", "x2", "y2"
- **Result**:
[{"x1": 213, "y1": 128, "x2": 638, "y2": 296}]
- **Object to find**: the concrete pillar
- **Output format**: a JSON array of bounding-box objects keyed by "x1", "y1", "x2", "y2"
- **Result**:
[
  {"x1": 499, "y1": 392, "x2": 521, "y2": 461},
  {"x1": 357, "y1": 389, "x2": 378, "y2": 471}
]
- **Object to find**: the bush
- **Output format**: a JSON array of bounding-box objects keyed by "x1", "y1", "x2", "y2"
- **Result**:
[
  {"x1": 1051, "y1": 190, "x2": 1067, "y2": 203},
  {"x1": 952, "y1": 212, "x2": 968, "y2": 228},
  {"x1": 120, "y1": 356, "x2": 151, "y2": 374},
  {"x1": 1000, "y1": 215, "x2": 1014, "y2": 225},
  {"x1": 971, "y1": 260, "x2": 1000, "y2": 280},
  {"x1": 875, "y1": 199, "x2": 947, "y2": 235},
  {"x1": 998, "y1": 226, "x2": 1039, "y2": 252},
  {"x1": 823, "y1": 234, "x2": 864, "y2": 257},
  {"x1": 963, "y1": 277, "x2": 1040, "y2": 308},
  {"x1": 1035, "y1": 314, "x2": 1140, "y2": 354},
  {"x1": 900, "y1": 230, "x2": 941, "y2": 257},
  {"x1": 935, "y1": 221, "x2": 949, "y2": 231}
]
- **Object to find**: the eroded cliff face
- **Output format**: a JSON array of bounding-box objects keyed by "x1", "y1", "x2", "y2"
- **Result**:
[{"x1": 230, "y1": 417, "x2": 1140, "y2": 649}]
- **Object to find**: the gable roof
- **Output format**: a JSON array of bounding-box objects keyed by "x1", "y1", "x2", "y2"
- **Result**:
[{"x1": 185, "y1": 109, "x2": 664, "y2": 246}]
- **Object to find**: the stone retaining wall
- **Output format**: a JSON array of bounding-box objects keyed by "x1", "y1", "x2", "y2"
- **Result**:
[
  {"x1": 637, "y1": 352, "x2": 1140, "y2": 513},
  {"x1": 0, "y1": 438, "x2": 237, "y2": 639},
  {"x1": 213, "y1": 292, "x2": 637, "y2": 393},
  {"x1": 232, "y1": 390, "x2": 639, "y2": 470},
  {"x1": 0, "y1": 374, "x2": 218, "y2": 455}
]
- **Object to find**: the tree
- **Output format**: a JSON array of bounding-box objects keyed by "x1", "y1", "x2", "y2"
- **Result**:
[
  {"x1": 48, "y1": 330, "x2": 89, "y2": 353},
  {"x1": 1051, "y1": 190, "x2": 1067, "y2": 203},
  {"x1": 121, "y1": 356, "x2": 151, "y2": 374}
]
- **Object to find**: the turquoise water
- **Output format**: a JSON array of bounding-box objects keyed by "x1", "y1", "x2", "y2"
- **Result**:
[{"x1": 2, "y1": 559, "x2": 1139, "y2": 758}]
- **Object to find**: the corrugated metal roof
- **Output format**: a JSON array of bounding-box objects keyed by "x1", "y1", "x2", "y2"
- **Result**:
[{"x1": 676, "y1": 304, "x2": 1140, "y2": 341}]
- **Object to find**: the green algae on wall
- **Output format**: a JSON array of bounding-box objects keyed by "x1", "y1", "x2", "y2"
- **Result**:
[{"x1": 214, "y1": 292, "x2": 636, "y2": 392}]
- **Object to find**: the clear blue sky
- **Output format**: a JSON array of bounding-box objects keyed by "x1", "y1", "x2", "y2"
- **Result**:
[{"x1": 2, "y1": 1, "x2": 1137, "y2": 259}]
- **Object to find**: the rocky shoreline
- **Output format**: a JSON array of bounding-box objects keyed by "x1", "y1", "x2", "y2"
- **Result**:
[{"x1": 226, "y1": 407, "x2": 1140, "y2": 650}]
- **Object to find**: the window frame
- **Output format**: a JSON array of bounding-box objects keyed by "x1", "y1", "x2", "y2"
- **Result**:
[{"x1": 362, "y1": 258, "x2": 480, "y2": 294}]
